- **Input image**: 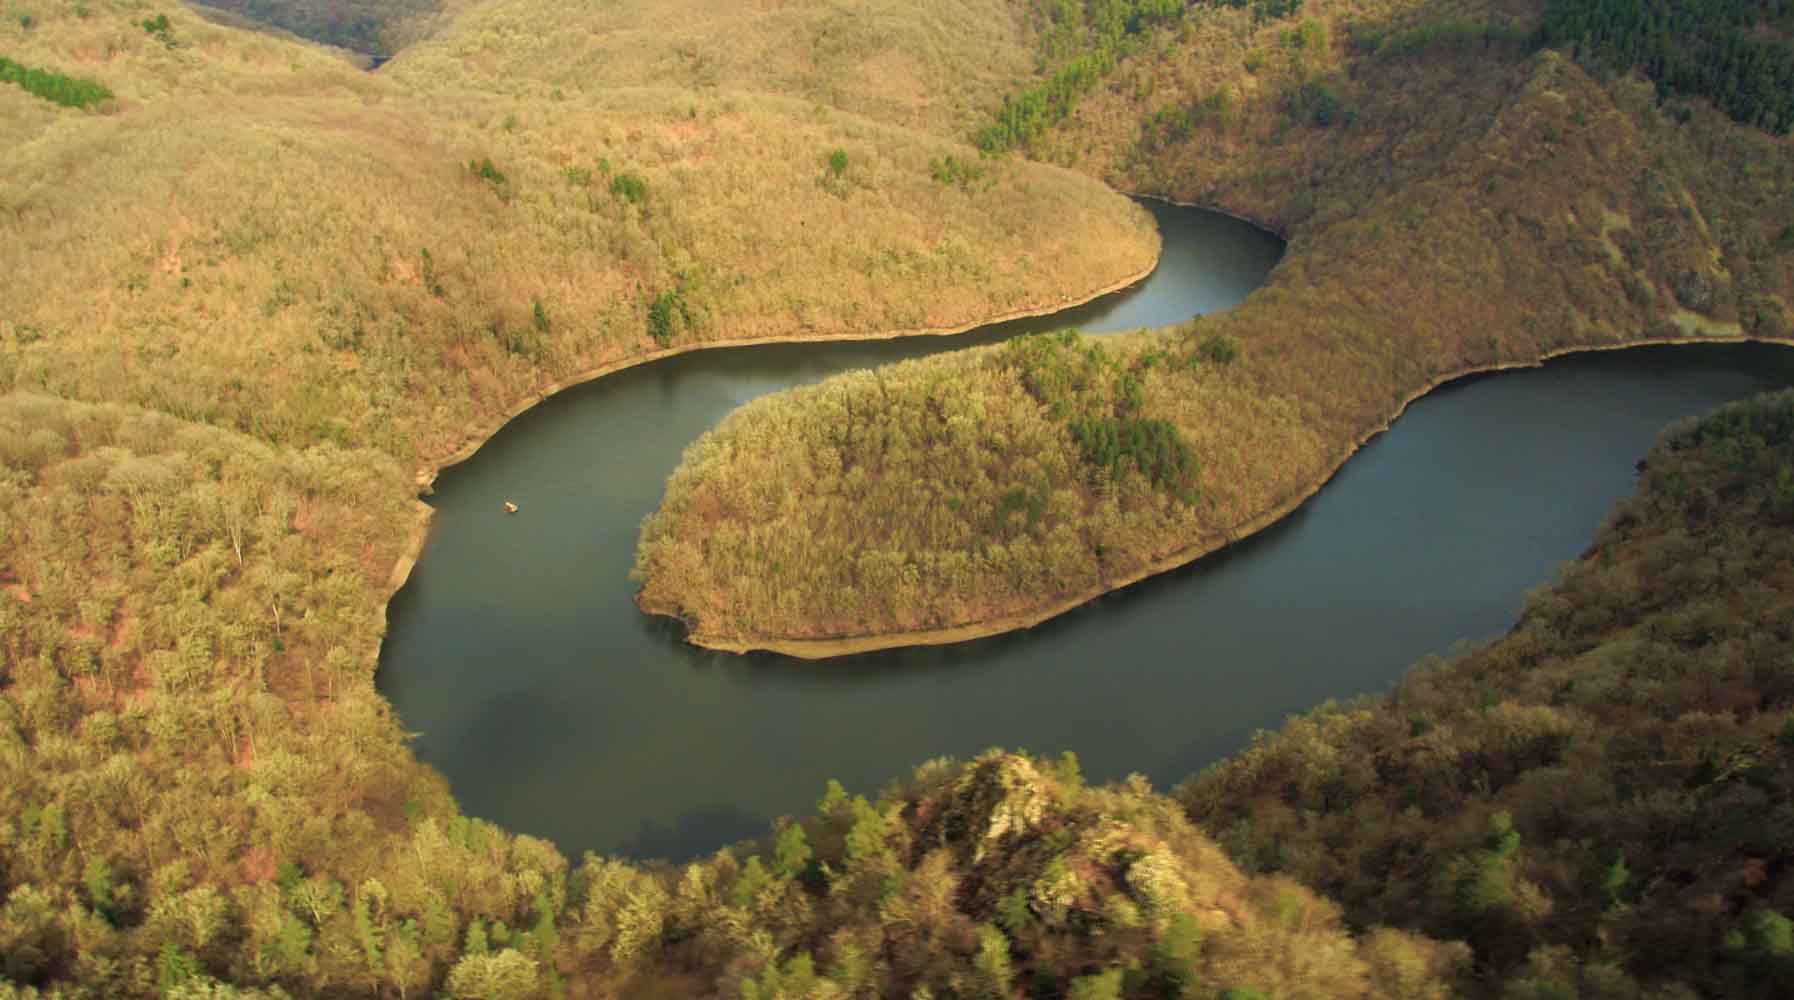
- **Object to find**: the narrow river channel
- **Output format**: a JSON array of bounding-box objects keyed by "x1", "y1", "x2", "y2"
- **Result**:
[{"x1": 377, "y1": 200, "x2": 1794, "y2": 861}]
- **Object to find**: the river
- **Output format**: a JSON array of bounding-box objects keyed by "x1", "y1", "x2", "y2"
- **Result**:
[{"x1": 377, "y1": 200, "x2": 1794, "y2": 860}]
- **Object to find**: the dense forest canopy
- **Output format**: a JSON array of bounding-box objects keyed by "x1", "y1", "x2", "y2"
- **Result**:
[
  {"x1": 1182, "y1": 390, "x2": 1794, "y2": 998},
  {"x1": 1541, "y1": 0, "x2": 1794, "y2": 132}
]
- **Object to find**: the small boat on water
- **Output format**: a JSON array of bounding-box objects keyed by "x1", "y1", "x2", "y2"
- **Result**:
[{"x1": 503, "y1": 501, "x2": 519, "y2": 514}]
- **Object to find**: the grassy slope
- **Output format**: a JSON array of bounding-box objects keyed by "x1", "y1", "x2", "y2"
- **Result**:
[
  {"x1": 1181, "y1": 390, "x2": 1794, "y2": 997},
  {"x1": 384, "y1": 0, "x2": 1040, "y2": 138},
  {"x1": 1, "y1": 2, "x2": 1156, "y2": 469},
  {"x1": 189, "y1": 0, "x2": 439, "y2": 59},
  {"x1": 632, "y1": 0, "x2": 1794, "y2": 650}
]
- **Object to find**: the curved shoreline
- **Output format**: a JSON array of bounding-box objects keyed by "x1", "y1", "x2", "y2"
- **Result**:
[
  {"x1": 653, "y1": 331, "x2": 1794, "y2": 659},
  {"x1": 381, "y1": 252, "x2": 1163, "y2": 599},
  {"x1": 1134, "y1": 191, "x2": 1291, "y2": 242}
]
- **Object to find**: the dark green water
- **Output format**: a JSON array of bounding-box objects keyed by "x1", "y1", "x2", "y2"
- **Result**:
[{"x1": 376, "y1": 201, "x2": 1794, "y2": 861}]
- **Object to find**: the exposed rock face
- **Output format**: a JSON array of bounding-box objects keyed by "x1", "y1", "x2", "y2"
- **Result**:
[
  {"x1": 1673, "y1": 269, "x2": 1717, "y2": 312},
  {"x1": 926, "y1": 753, "x2": 1052, "y2": 865},
  {"x1": 1125, "y1": 850, "x2": 1196, "y2": 921}
]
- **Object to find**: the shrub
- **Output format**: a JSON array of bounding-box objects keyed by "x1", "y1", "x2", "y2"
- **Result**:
[
  {"x1": 930, "y1": 154, "x2": 985, "y2": 190},
  {"x1": 419, "y1": 248, "x2": 445, "y2": 298},
  {"x1": 826, "y1": 148, "x2": 848, "y2": 178},
  {"x1": 610, "y1": 172, "x2": 648, "y2": 204},
  {"x1": 1196, "y1": 333, "x2": 1239, "y2": 366},
  {"x1": 1286, "y1": 79, "x2": 1353, "y2": 127},
  {"x1": 467, "y1": 157, "x2": 507, "y2": 185},
  {"x1": 141, "y1": 13, "x2": 175, "y2": 47},
  {"x1": 1253, "y1": 0, "x2": 1304, "y2": 24},
  {"x1": 0, "y1": 56, "x2": 113, "y2": 110},
  {"x1": 1372, "y1": 20, "x2": 1533, "y2": 60},
  {"x1": 486, "y1": 320, "x2": 543, "y2": 361},
  {"x1": 646, "y1": 289, "x2": 689, "y2": 345}
]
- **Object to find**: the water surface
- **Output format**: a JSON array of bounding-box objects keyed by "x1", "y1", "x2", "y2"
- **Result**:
[{"x1": 378, "y1": 202, "x2": 1794, "y2": 860}]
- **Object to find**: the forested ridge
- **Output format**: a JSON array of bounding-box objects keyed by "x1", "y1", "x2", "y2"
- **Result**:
[{"x1": 1182, "y1": 391, "x2": 1794, "y2": 998}]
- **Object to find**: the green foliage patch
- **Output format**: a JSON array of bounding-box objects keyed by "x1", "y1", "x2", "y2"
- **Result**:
[
  {"x1": 646, "y1": 288, "x2": 690, "y2": 345},
  {"x1": 1069, "y1": 413, "x2": 1194, "y2": 491},
  {"x1": 609, "y1": 171, "x2": 648, "y2": 205},
  {"x1": 1005, "y1": 330, "x2": 1199, "y2": 498},
  {"x1": 141, "y1": 13, "x2": 176, "y2": 47},
  {"x1": 1541, "y1": 0, "x2": 1794, "y2": 133},
  {"x1": 1284, "y1": 78, "x2": 1355, "y2": 127},
  {"x1": 0, "y1": 54, "x2": 112, "y2": 109},
  {"x1": 467, "y1": 156, "x2": 507, "y2": 185},
  {"x1": 1195, "y1": 333, "x2": 1239, "y2": 366},
  {"x1": 1362, "y1": 19, "x2": 1534, "y2": 59},
  {"x1": 981, "y1": 0, "x2": 1307, "y2": 153},
  {"x1": 979, "y1": 0, "x2": 1194, "y2": 153},
  {"x1": 198, "y1": 0, "x2": 435, "y2": 58},
  {"x1": 929, "y1": 153, "x2": 987, "y2": 190}
]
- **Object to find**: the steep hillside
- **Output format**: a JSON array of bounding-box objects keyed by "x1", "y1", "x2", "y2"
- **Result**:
[
  {"x1": 0, "y1": 394, "x2": 459, "y2": 994},
  {"x1": 384, "y1": 0, "x2": 1041, "y2": 138},
  {"x1": 1, "y1": 2, "x2": 1157, "y2": 469},
  {"x1": 592, "y1": 750, "x2": 1468, "y2": 998},
  {"x1": 632, "y1": 0, "x2": 1794, "y2": 653},
  {"x1": 1182, "y1": 390, "x2": 1794, "y2": 998},
  {"x1": 1, "y1": 0, "x2": 379, "y2": 101},
  {"x1": 0, "y1": 523, "x2": 1467, "y2": 1000},
  {"x1": 189, "y1": 0, "x2": 438, "y2": 60}
]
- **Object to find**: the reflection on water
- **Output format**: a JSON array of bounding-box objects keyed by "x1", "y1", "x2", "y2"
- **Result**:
[{"x1": 377, "y1": 201, "x2": 1794, "y2": 861}]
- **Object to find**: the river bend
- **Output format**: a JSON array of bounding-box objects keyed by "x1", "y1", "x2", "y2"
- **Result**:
[{"x1": 378, "y1": 201, "x2": 1793, "y2": 860}]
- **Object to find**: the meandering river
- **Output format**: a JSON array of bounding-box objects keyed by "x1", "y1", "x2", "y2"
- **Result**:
[{"x1": 377, "y1": 201, "x2": 1794, "y2": 861}]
